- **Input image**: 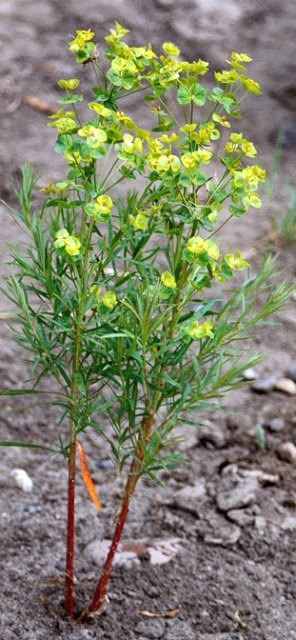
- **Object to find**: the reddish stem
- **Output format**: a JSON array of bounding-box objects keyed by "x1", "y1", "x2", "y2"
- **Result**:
[
  {"x1": 65, "y1": 440, "x2": 76, "y2": 618},
  {"x1": 81, "y1": 413, "x2": 154, "y2": 620},
  {"x1": 85, "y1": 492, "x2": 131, "y2": 617}
]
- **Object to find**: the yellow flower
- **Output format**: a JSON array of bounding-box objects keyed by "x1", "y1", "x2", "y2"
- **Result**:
[
  {"x1": 242, "y1": 193, "x2": 262, "y2": 209},
  {"x1": 69, "y1": 29, "x2": 95, "y2": 52},
  {"x1": 88, "y1": 102, "x2": 113, "y2": 118},
  {"x1": 156, "y1": 154, "x2": 181, "y2": 173},
  {"x1": 161, "y1": 271, "x2": 177, "y2": 289},
  {"x1": 48, "y1": 117, "x2": 77, "y2": 134},
  {"x1": 105, "y1": 22, "x2": 129, "y2": 44},
  {"x1": 162, "y1": 42, "x2": 180, "y2": 57},
  {"x1": 188, "y1": 319, "x2": 214, "y2": 340},
  {"x1": 53, "y1": 228, "x2": 70, "y2": 248},
  {"x1": 181, "y1": 60, "x2": 209, "y2": 75},
  {"x1": 58, "y1": 78, "x2": 80, "y2": 90},
  {"x1": 212, "y1": 112, "x2": 231, "y2": 128},
  {"x1": 122, "y1": 133, "x2": 143, "y2": 154},
  {"x1": 241, "y1": 140, "x2": 257, "y2": 158},
  {"x1": 187, "y1": 236, "x2": 205, "y2": 254},
  {"x1": 129, "y1": 213, "x2": 149, "y2": 230},
  {"x1": 181, "y1": 152, "x2": 200, "y2": 169},
  {"x1": 227, "y1": 52, "x2": 252, "y2": 71},
  {"x1": 78, "y1": 125, "x2": 107, "y2": 149},
  {"x1": 84, "y1": 195, "x2": 114, "y2": 222},
  {"x1": 240, "y1": 75, "x2": 261, "y2": 95},
  {"x1": 196, "y1": 149, "x2": 213, "y2": 164},
  {"x1": 53, "y1": 229, "x2": 81, "y2": 256},
  {"x1": 64, "y1": 236, "x2": 81, "y2": 256},
  {"x1": 96, "y1": 194, "x2": 114, "y2": 214},
  {"x1": 203, "y1": 239, "x2": 220, "y2": 260},
  {"x1": 224, "y1": 250, "x2": 249, "y2": 270},
  {"x1": 215, "y1": 69, "x2": 239, "y2": 84},
  {"x1": 78, "y1": 125, "x2": 107, "y2": 141},
  {"x1": 180, "y1": 123, "x2": 197, "y2": 134},
  {"x1": 90, "y1": 285, "x2": 102, "y2": 298},
  {"x1": 102, "y1": 291, "x2": 117, "y2": 309}
]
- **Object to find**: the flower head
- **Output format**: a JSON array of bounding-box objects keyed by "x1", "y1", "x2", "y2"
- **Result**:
[
  {"x1": 161, "y1": 271, "x2": 177, "y2": 289},
  {"x1": 102, "y1": 291, "x2": 117, "y2": 309},
  {"x1": 188, "y1": 319, "x2": 214, "y2": 340},
  {"x1": 53, "y1": 229, "x2": 81, "y2": 256}
]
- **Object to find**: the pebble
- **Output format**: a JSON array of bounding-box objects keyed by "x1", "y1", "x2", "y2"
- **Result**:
[
  {"x1": 276, "y1": 442, "x2": 296, "y2": 463},
  {"x1": 85, "y1": 537, "x2": 182, "y2": 569},
  {"x1": 254, "y1": 515, "x2": 267, "y2": 533},
  {"x1": 204, "y1": 522, "x2": 241, "y2": 546},
  {"x1": 227, "y1": 509, "x2": 253, "y2": 527},
  {"x1": 240, "y1": 469, "x2": 280, "y2": 486},
  {"x1": 24, "y1": 505, "x2": 42, "y2": 515},
  {"x1": 135, "y1": 619, "x2": 166, "y2": 639},
  {"x1": 263, "y1": 417, "x2": 285, "y2": 432},
  {"x1": 165, "y1": 620, "x2": 196, "y2": 640},
  {"x1": 216, "y1": 474, "x2": 260, "y2": 512},
  {"x1": 10, "y1": 469, "x2": 33, "y2": 492},
  {"x1": 287, "y1": 366, "x2": 296, "y2": 382},
  {"x1": 96, "y1": 458, "x2": 114, "y2": 470},
  {"x1": 274, "y1": 378, "x2": 296, "y2": 395},
  {"x1": 242, "y1": 367, "x2": 259, "y2": 380},
  {"x1": 172, "y1": 482, "x2": 207, "y2": 515},
  {"x1": 280, "y1": 516, "x2": 296, "y2": 531},
  {"x1": 251, "y1": 375, "x2": 278, "y2": 394}
]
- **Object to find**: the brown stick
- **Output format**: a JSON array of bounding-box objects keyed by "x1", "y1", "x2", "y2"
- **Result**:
[{"x1": 65, "y1": 439, "x2": 76, "y2": 618}]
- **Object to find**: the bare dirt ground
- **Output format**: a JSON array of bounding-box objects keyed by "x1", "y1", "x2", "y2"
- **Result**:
[{"x1": 0, "y1": 2, "x2": 296, "y2": 639}]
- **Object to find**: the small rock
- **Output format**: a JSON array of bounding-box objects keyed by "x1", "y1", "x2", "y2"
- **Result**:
[
  {"x1": 85, "y1": 537, "x2": 182, "y2": 569},
  {"x1": 204, "y1": 522, "x2": 241, "y2": 546},
  {"x1": 216, "y1": 474, "x2": 260, "y2": 512},
  {"x1": 172, "y1": 482, "x2": 207, "y2": 515},
  {"x1": 242, "y1": 367, "x2": 259, "y2": 380},
  {"x1": 165, "y1": 620, "x2": 196, "y2": 640},
  {"x1": 147, "y1": 538, "x2": 183, "y2": 565},
  {"x1": 263, "y1": 417, "x2": 285, "y2": 432},
  {"x1": 254, "y1": 515, "x2": 267, "y2": 533},
  {"x1": 277, "y1": 442, "x2": 296, "y2": 463},
  {"x1": 96, "y1": 458, "x2": 114, "y2": 470},
  {"x1": 227, "y1": 509, "x2": 253, "y2": 527},
  {"x1": 251, "y1": 375, "x2": 278, "y2": 394},
  {"x1": 287, "y1": 366, "x2": 296, "y2": 382},
  {"x1": 135, "y1": 619, "x2": 166, "y2": 639},
  {"x1": 85, "y1": 539, "x2": 140, "y2": 569},
  {"x1": 240, "y1": 469, "x2": 280, "y2": 485},
  {"x1": 24, "y1": 505, "x2": 42, "y2": 515},
  {"x1": 10, "y1": 469, "x2": 33, "y2": 493},
  {"x1": 274, "y1": 378, "x2": 296, "y2": 395},
  {"x1": 280, "y1": 516, "x2": 296, "y2": 531}
]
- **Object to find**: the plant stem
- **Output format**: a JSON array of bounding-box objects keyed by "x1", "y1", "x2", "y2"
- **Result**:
[
  {"x1": 65, "y1": 423, "x2": 76, "y2": 618},
  {"x1": 65, "y1": 214, "x2": 92, "y2": 617},
  {"x1": 81, "y1": 413, "x2": 154, "y2": 619}
]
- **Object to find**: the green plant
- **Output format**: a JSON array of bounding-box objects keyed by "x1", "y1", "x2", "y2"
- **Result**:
[
  {"x1": 280, "y1": 187, "x2": 296, "y2": 246},
  {"x1": 1, "y1": 25, "x2": 292, "y2": 620}
]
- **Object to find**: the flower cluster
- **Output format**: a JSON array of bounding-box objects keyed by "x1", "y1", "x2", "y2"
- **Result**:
[
  {"x1": 47, "y1": 24, "x2": 266, "y2": 342},
  {"x1": 54, "y1": 229, "x2": 81, "y2": 256}
]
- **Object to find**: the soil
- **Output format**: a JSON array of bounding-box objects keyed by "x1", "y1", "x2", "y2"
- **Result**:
[{"x1": 0, "y1": 2, "x2": 296, "y2": 640}]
